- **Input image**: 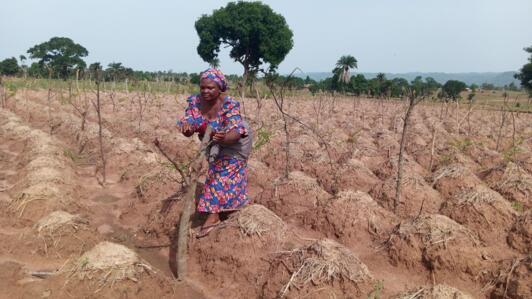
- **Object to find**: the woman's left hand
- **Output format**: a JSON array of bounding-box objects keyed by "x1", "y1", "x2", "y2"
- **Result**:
[{"x1": 212, "y1": 131, "x2": 226, "y2": 143}]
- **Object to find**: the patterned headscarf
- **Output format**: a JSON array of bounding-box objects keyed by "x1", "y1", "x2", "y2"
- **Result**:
[{"x1": 200, "y1": 68, "x2": 227, "y2": 92}]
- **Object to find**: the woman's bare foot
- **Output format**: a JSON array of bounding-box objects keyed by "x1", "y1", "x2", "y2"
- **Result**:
[
  {"x1": 203, "y1": 213, "x2": 220, "y2": 227},
  {"x1": 196, "y1": 213, "x2": 221, "y2": 238}
]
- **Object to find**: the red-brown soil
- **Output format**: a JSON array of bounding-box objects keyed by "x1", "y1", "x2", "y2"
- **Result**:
[{"x1": 1, "y1": 89, "x2": 530, "y2": 298}]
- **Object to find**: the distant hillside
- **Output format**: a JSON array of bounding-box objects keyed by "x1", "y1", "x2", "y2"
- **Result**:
[{"x1": 296, "y1": 71, "x2": 520, "y2": 87}]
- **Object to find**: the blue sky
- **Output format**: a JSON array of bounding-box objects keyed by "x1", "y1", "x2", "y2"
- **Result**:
[{"x1": 1, "y1": 0, "x2": 531, "y2": 75}]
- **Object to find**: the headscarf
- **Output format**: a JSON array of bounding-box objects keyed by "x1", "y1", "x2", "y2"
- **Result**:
[{"x1": 200, "y1": 68, "x2": 227, "y2": 92}]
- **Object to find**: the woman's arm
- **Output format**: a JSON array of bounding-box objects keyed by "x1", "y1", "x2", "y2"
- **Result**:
[{"x1": 213, "y1": 130, "x2": 241, "y2": 145}]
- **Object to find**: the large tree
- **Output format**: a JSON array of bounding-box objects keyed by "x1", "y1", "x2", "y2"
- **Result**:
[
  {"x1": 27, "y1": 37, "x2": 88, "y2": 79},
  {"x1": 333, "y1": 55, "x2": 358, "y2": 84},
  {"x1": 195, "y1": 1, "x2": 293, "y2": 81},
  {"x1": 441, "y1": 80, "x2": 467, "y2": 101},
  {"x1": 515, "y1": 45, "x2": 532, "y2": 96},
  {"x1": 0, "y1": 57, "x2": 20, "y2": 76}
]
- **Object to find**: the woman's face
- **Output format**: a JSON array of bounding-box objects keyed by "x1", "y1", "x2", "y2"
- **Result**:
[{"x1": 200, "y1": 78, "x2": 220, "y2": 102}]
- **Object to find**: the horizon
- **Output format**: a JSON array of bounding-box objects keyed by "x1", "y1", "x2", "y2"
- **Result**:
[{"x1": 1, "y1": 0, "x2": 531, "y2": 75}]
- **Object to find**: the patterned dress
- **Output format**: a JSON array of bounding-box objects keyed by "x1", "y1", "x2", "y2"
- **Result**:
[{"x1": 178, "y1": 94, "x2": 249, "y2": 213}]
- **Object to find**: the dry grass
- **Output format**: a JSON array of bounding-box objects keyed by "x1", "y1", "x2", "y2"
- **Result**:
[
  {"x1": 396, "y1": 284, "x2": 473, "y2": 299},
  {"x1": 278, "y1": 239, "x2": 373, "y2": 298},
  {"x1": 66, "y1": 241, "x2": 153, "y2": 290},
  {"x1": 35, "y1": 210, "x2": 87, "y2": 235},
  {"x1": 432, "y1": 164, "x2": 466, "y2": 186},
  {"x1": 237, "y1": 204, "x2": 286, "y2": 240},
  {"x1": 455, "y1": 185, "x2": 496, "y2": 205},
  {"x1": 396, "y1": 214, "x2": 479, "y2": 246},
  {"x1": 494, "y1": 162, "x2": 532, "y2": 196}
]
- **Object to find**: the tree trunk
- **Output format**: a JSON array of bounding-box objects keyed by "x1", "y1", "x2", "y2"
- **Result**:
[
  {"x1": 177, "y1": 126, "x2": 212, "y2": 280},
  {"x1": 395, "y1": 95, "x2": 416, "y2": 214}
]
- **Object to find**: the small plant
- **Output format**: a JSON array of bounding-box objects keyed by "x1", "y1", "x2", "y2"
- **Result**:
[
  {"x1": 63, "y1": 148, "x2": 80, "y2": 163},
  {"x1": 502, "y1": 146, "x2": 522, "y2": 163},
  {"x1": 451, "y1": 138, "x2": 473, "y2": 152},
  {"x1": 511, "y1": 201, "x2": 524, "y2": 213},
  {"x1": 367, "y1": 280, "x2": 384, "y2": 299},
  {"x1": 438, "y1": 152, "x2": 455, "y2": 166},
  {"x1": 161, "y1": 161, "x2": 177, "y2": 171},
  {"x1": 253, "y1": 128, "x2": 272, "y2": 150}
]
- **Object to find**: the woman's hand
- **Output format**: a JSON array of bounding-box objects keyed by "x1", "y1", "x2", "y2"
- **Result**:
[
  {"x1": 212, "y1": 131, "x2": 226, "y2": 143},
  {"x1": 213, "y1": 130, "x2": 241, "y2": 145},
  {"x1": 180, "y1": 122, "x2": 194, "y2": 137}
]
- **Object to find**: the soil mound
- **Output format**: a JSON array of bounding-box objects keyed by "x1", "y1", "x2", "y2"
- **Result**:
[
  {"x1": 0, "y1": 111, "x2": 76, "y2": 219},
  {"x1": 31, "y1": 210, "x2": 97, "y2": 256},
  {"x1": 237, "y1": 204, "x2": 287, "y2": 240},
  {"x1": 67, "y1": 241, "x2": 152, "y2": 287},
  {"x1": 304, "y1": 190, "x2": 399, "y2": 247},
  {"x1": 440, "y1": 185, "x2": 517, "y2": 244},
  {"x1": 34, "y1": 210, "x2": 86, "y2": 234},
  {"x1": 395, "y1": 284, "x2": 473, "y2": 299},
  {"x1": 432, "y1": 164, "x2": 483, "y2": 199},
  {"x1": 507, "y1": 211, "x2": 531, "y2": 254},
  {"x1": 332, "y1": 158, "x2": 381, "y2": 192},
  {"x1": 190, "y1": 205, "x2": 290, "y2": 298},
  {"x1": 264, "y1": 171, "x2": 331, "y2": 219},
  {"x1": 387, "y1": 214, "x2": 484, "y2": 276},
  {"x1": 485, "y1": 162, "x2": 532, "y2": 207},
  {"x1": 486, "y1": 256, "x2": 531, "y2": 299},
  {"x1": 264, "y1": 239, "x2": 374, "y2": 298},
  {"x1": 370, "y1": 171, "x2": 443, "y2": 218}
]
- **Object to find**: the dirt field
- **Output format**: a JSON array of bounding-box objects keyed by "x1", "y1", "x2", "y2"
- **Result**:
[{"x1": 0, "y1": 88, "x2": 530, "y2": 298}]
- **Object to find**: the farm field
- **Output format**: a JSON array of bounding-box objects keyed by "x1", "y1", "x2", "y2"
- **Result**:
[{"x1": 0, "y1": 87, "x2": 530, "y2": 299}]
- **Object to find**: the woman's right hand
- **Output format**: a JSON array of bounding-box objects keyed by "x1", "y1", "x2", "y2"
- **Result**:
[{"x1": 181, "y1": 122, "x2": 195, "y2": 137}]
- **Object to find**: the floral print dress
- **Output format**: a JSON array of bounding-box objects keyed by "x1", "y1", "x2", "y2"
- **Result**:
[{"x1": 178, "y1": 94, "x2": 249, "y2": 213}]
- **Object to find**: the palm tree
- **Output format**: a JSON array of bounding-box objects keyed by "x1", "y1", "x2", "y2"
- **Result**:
[{"x1": 333, "y1": 55, "x2": 358, "y2": 84}]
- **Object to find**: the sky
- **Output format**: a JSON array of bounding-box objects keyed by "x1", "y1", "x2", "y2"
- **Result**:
[{"x1": 1, "y1": 0, "x2": 531, "y2": 75}]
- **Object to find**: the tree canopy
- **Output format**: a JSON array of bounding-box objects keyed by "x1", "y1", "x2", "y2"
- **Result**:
[
  {"x1": 0, "y1": 57, "x2": 20, "y2": 76},
  {"x1": 441, "y1": 80, "x2": 467, "y2": 101},
  {"x1": 27, "y1": 37, "x2": 88, "y2": 79},
  {"x1": 195, "y1": 1, "x2": 293, "y2": 78},
  {"x1": 515, "y1": 45, "x2": 532, "y2": 95},
  {"x1": 333, "y1": 55, "x2": 358, "y2": 84}
]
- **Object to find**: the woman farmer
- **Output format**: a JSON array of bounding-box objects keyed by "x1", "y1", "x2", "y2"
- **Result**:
[{"x1": 177, "y1": 68, "x2": 252, "y2": 238}]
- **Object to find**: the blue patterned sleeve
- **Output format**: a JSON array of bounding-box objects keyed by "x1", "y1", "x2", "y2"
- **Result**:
[
  {"x1": 177, "y1": 95, "x2": 203, "y2": 130},
  {"x1": 223, "y1": 97, "x2": 247, "y2": 136}
]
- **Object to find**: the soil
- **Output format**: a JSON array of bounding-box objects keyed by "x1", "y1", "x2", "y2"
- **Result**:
[{"x1": 1, "y1": 89, "x2": 530, "y2": 298}]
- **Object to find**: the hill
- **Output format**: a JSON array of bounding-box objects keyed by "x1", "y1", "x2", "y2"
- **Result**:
[{"x1": 297, "y1": 71, "x2": 520, "y2": 87}]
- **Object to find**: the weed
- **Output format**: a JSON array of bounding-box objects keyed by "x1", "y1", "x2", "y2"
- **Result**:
[
  {"x1": 438, "y1": 152, "x2": 455, "y2": 166},
  {"x1": 63, "y1": 148, "x2": 80, "y2": 163},
  {"x1": 502, "y1": 146, "x2": 522, "y2": 163},
  {"x1": 367, "y1": 280, "x2": 384, "y2": 299},
  {"x1": 161, "y1": 161, "x2": 176, "y2": 170},
  {"x1": 511, "y1": 201, "x2": 524, "y2": 213},
  {"x1": 451, "y1": 138, "x2": 473, "y2": 152},
  {"x1": 253, "y1": 127, "x2": 272, "y2": 150}
]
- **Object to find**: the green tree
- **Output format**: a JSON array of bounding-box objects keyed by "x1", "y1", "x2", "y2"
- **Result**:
[
  {"x1": 442, "y1": 80, "x2": 467, "y2": 101},
  {"x1": 424, "y1": 77, "x2": 441, "y2": 94},
  {"x1": 0, "y1": 57, "x2": 20, "y2": 76},
  {"x1": 88, "y1": 62, "x2": 102, "y2": 80},
  {"x1": 195, "y1": 1, "x2": 293, "y2": 81},
  {"x1": 515, "y1": 46, "x2": 532, "y2": 95},
  {"x1": 350, "y1": 74, "x2": 368, "y2": 96},
  {"x1": 27, "y1": 37, "x2": 88, "y2": 79},
  {"x1": 390, "y1": 78, "x2": 409, "y2": 97},
  {"x1": 105, "y1": 62, "x2": 133, "y2": 82},
  {"x1": 333, "y1": 55, "x2": 358, "y2": 84}
]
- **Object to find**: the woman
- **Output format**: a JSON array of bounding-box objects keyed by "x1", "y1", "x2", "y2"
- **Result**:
[{"x1": 178, "y1": 68, "x2": 252, "y2": 238}]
